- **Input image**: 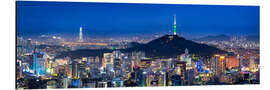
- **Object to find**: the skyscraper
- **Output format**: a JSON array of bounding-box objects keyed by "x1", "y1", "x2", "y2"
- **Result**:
[
  {"x1": 183, "y1": 48, "x2": 192, "y2": 69},
  {"x1": 33, "y1": 52, "x2": 45, "y2": 76},
  {"x1": 27, "y1": 38, "x2": 32, "y2": 46},
  {"x1": 72, "y1": 61, "x2": 78, "y2": 79},
  {"x1": 78, "y1": 27, "x2": 83, "y2": 42}
]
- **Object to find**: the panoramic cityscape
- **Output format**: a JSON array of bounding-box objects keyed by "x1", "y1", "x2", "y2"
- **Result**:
[{"x1": 16, "y1": 1, "x2": 259, "y2": 89}]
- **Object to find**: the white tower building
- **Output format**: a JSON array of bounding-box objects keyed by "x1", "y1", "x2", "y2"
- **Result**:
[{"x1": 78, "y1": 26, "x2": 83, "y2": 42}]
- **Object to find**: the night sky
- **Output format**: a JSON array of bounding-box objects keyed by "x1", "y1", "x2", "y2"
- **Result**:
[{"x1": 16, "y1": 1, "x2": 259, "y2": 37}]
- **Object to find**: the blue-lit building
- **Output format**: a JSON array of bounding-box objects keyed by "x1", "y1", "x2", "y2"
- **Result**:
[
  {"x1": 196, "y1": 59, "x2": 204, "y2": 73},
  {"x1": 71, "y1": 79, "x2": 81, "y2": 88},
  {"x1": 33, "y1": 52, "x2": 46, "y2": 76}
]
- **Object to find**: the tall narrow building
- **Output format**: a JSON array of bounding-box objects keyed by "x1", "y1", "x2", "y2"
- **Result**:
[
  {"x1": 78, "y1": 26, "x2": 83, "y2": 42},
  {"x1": 173, "y1": 14, "x2": 177, "y2": 35}
]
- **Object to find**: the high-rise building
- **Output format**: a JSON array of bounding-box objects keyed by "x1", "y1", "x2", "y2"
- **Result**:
[
  {"x1": 237, "y1": 55, "x2": 243, "y2": 72},
  {"x1": 27, "y1": 38, "x2": 32, "y2": 46},
  {"x1": 225, "y1": 56, "x2": 239, "y2": 69},
  {"x1": 131, "y1": 51, "x2": 145, "y2": 65},
  {"x1": 16, "y1": 60, "x2": 23, "y2": 79},
  {"x1": 181, "y1": 48, "x2": 192, "y2": 69},
  {"x1": 210, "y1": 57, "x2": 218, "y2": 75},
  {"x1": 196, "y1": 59, "x2": 204, "y2": 73},
  {"x1": 72, "y1": 61, "x2": 78, "y2": 79},
  {"x1": 249, "y1": 56, "x2": 256, "y2": 71},
  {"x1": 112, "y1": 50, "x2": 122, "y2": 59},
  {"x1": 103, "y1": 53, "x2": 114, "y2": 68},
  {"x1": 78, "y1": 27, "x2": 84, "y2": 42},
  {"x1": 218, "y1": 56, "x2": 226, "y2": 75},
  {"x1": 114, "y1": 58, "x2": 122, "y2": 77},
  {"x1": 33, "y1": 52, "x2": 46, "y2": 76},
  {"x1": 140, "y1": 58, "x2": 152, "y2": 68}
]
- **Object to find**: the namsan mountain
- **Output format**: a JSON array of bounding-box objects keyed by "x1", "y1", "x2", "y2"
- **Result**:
[{"x1": 125, "y1": 34, "x2": 226, "y2": 58}]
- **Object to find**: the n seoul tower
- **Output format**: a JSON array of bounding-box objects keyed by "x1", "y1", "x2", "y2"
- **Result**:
[{"x1": 173, "y1": 14, "x2": 177, "y2": 35}]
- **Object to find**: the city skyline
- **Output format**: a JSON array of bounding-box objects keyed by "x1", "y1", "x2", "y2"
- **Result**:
[{"x1": 16, "y1": 1, "x2": 260, "y2": 89}]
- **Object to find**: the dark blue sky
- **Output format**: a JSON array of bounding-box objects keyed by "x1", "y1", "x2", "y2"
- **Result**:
[{"x1": 17, "y1": 1, "x2": 259, "y2": 37}]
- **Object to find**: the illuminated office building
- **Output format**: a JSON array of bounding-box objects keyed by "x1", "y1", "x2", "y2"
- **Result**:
[
  {"x1": 140, "y1": 58, "x2": 152, "y2": 68},
  {"x1": 184, "y1": 69, "x2": 194, "y2": 85},
  {"x1": 27, "y1": 38, "x2": 32, "y2": 46},
  {"x1": 131, "y1": 51, "x2": 145, "y2": 65},
  {"x1": 210, "y1": 57, "x2": 218, "y2": 76},
  {"x1": 181, "y1": 48, "x2": 192, "y2": 69},
  {"x1": 33, "y1": 52, "x2": 46, "y2": 76},
  {"x1": 196, "y1": 59, "x2": 204, "y2": 73},
  {"x1": 237, "y1": 55, "x2": 243, "y2": 72},
  {"x1": 218, "y1": 56, "x2": 226, "y2": 75},
  {"x1": 103, "y1": 53, "x2": 114, "y2": 67},
  {"x1": 114, "y1": 58, "x2": 122, "y2": 77},
  {"x1": 72, "y1": 61, "x2": 79, "y2": 79},
  {"x1": 160, "y1": 58, "x2": 172, "y2": 70},
  {"x1": 225, "y1": 56, "x2": 239, "y2": 69},
  {"x1": 16, "y1": 60, "x2": 23, "y2": 79},
  {"x1": 249, "y1": 56, "x2": 256, "y2": 71},
  {"x1": 112, "y1": 50, "x2": 122, "y2": 59},
  {"x1": 174, "y1": 60, "x2": 186, "y2": 76}
]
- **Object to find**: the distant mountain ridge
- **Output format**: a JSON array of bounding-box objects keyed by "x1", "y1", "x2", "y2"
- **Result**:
[
  {"x1": 246, "y1": 35, "x2": 259, "y2": 43},
  {"x1": 195, "y1": 35, "x2": 231, "y2": 41}
]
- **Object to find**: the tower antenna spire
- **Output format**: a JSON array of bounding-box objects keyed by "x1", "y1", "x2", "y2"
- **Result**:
[{"x1": 173, "y1": 14, "x2": 177, "y2": 35}]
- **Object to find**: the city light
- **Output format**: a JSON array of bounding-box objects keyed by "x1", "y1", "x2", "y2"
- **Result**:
[{"x1": 16, "y1": 1, "x2": 259, "y2": 89}]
